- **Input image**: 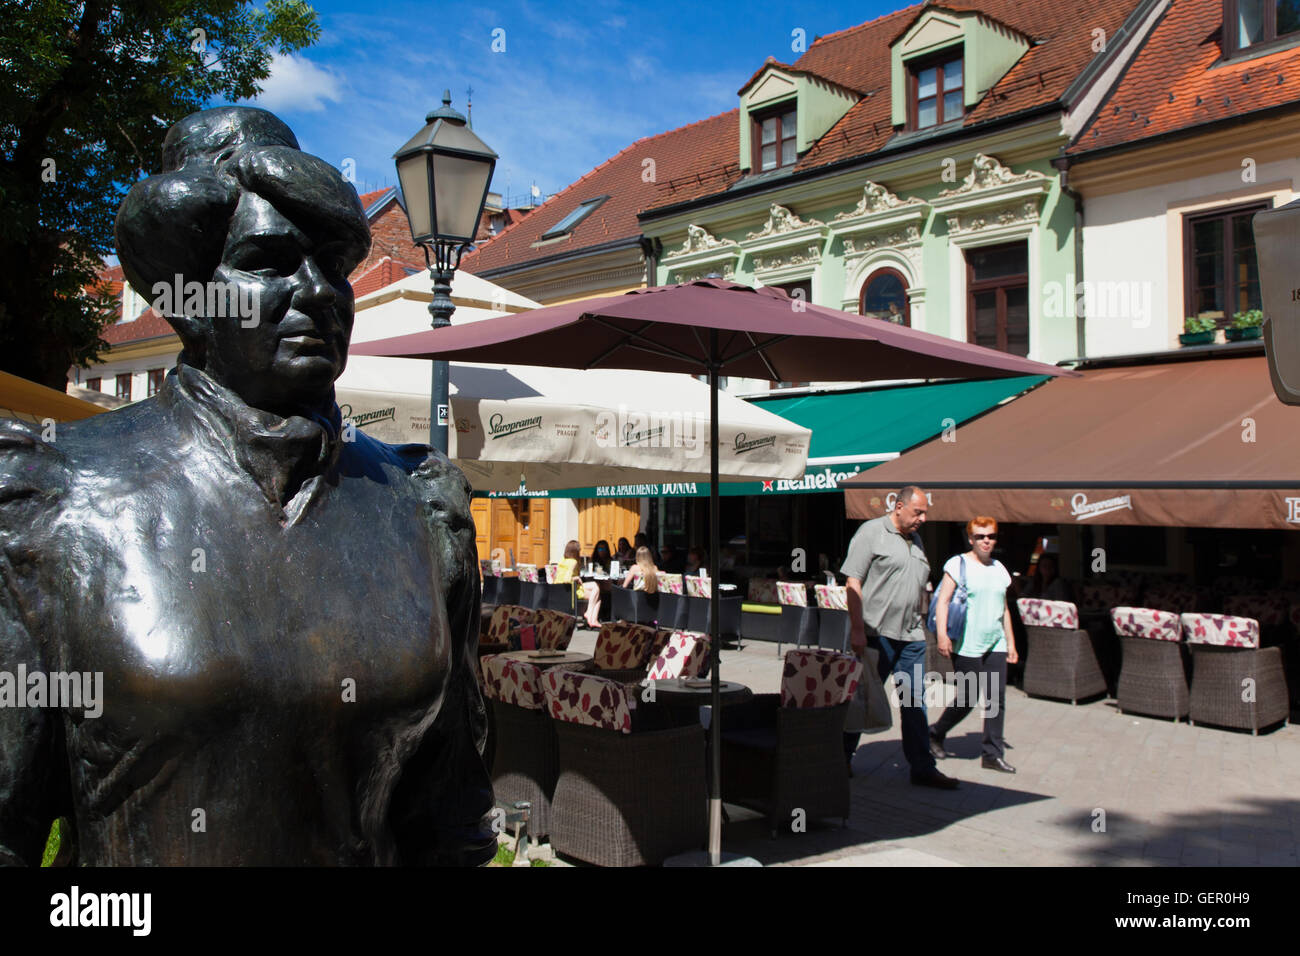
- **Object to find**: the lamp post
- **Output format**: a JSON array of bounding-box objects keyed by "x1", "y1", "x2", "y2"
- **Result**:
[{"x1": 394, "y1": 90, "x2": 498, "y2": 452}]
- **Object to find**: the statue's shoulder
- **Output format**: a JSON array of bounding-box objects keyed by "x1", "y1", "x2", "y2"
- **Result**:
[
  {"x1": 0, "y1": 419, "x2": 70, "y2": 529},
  {"x1": 345, "y1": 432, "x2": 474, "y2": 524}
]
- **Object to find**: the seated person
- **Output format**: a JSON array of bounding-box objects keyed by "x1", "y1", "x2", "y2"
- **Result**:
[
  {"x1": 624, "y1": 546, "x2": 660, "y2": 594},
  {"x1": 1021, "y1": 553, "x2": 1072, "y2": 602}
]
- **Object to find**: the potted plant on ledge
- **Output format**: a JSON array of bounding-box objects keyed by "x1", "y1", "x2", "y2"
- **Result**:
[
  {"x1": 1179, "y1": 315, "x2": 1218, "y2": 346},
  {"x1": 1226, "y1": 309, "x2": 1263, "y2": 341}
]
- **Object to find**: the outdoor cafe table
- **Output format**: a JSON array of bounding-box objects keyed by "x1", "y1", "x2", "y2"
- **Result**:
[
  {"x1": 497, "y1": 649, "x2": 593, "y2": 670},
  {"x1": 644, "y1": 679, "x2": 752, "y2": 730}
]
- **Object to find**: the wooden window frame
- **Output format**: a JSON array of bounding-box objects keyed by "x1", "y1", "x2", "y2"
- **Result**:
[
  {"x1": 908, "y1": 50, "x2": 964, "y2": 131},
  {"x1": 859, "y1": 267, "x2": 912, "y2": 327},
  {"x1": 965, "y1": 243, "x2": 1029, "y2": 355},
  {"x1": 1182, "y1": 200, "x2": 1269, "y2": 328},
  {"x1": 85, "y1": 376, "x2": 101, "y2": 392},
  {"x1": 751, "y1": 102, "x2": 798, "y2": 173},
  {"x1": 1222, "y1": 0, "x2": 1300, "y2": 57},
  {"x1": 114, "y1": 373, "x2": 133, "y2": 403},
  {"x1": 147, "y1": 368, "x2": 165, "y2": 398}
]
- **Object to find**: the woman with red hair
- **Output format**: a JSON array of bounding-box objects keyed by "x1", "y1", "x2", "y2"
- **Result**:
[{"x1": 929, "y1": 516, "x2": 1019, "y2": 773}]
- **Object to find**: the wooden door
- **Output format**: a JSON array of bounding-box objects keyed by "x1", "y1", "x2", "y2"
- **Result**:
[
  {"x1": 470, "y1": 498, "x2": 491, "y2": 568},
  {"x1": 529, "y1": 499, "x2": 549, "y2": 567},
  {"x1": 491, "y1": 499, "x2": 518, "y2": 565},
  {"x1": 577, "y1": 497, "x2": 641, "y2": 554}
]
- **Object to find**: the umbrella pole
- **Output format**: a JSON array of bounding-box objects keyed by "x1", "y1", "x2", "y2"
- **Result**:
[{"x1": 708, "y1": 333, "x2": 722, "y2": 866}]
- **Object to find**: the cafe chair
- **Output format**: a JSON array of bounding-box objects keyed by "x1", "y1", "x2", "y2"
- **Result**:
[
  {"x1": 646, "y1": 631, "x2": 711, "y2": 681},
  {"x1": 533, "y1": 608, "x2": 578, "y2": 652},
  {"x1": 516, "y1": 564, "x2": 544, "y2": 611},
  {"x1": 544, "y1": 669, "x2": 706, "y2": 867},
  {"x1": 1141, "y1": 584, "x2": 1199, "y2": 615},
  {"x1": 591, "y1": 620, "x2": 658, "y2": 682},
  {"x1": 686, "y1": 574, "x2": 743, "y2": 641},
  {"x1": 720, "y1": 648, "x2": 862, "y2": 837},
  {"x1": 1182, "y1": 613, "x2": 1289, "y2": 734},
  {"x1": 1017, "y1": 599, "x2": 1107, "y2": 705},
  {"x1": 485, "y1": 604, "x2": 535, "y2": 652},
  {"x1": 1111, "y1": 607, "x2": 1189, "y2": 721},
  {"x1": 655, "y1": 573, "x2": 690, "y2": 630},
  {"x1": 481, "y1": 654, "x2": 559, "y2": 840},
  {"x1": 776, "y1": 581, "x2": 818, "y2": 654},
  {"x1": 815, "y1": 584, "x2": 851, "y2": 653},
  {"x1": 543, "y1": 564, "x2": 578, "y2": 614}
]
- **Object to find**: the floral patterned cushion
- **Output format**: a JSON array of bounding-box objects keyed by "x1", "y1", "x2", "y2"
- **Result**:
[
  {"x1": 686, "y1": 576, "x2": 712, "y2": 599},
  {"x1": 1016, "y1": 598, "x2": 1080, "y2": 630},
  {"x1": 646, "y1": 631, "x2": 711, "y2": 680},
  {"x1": 543, "y1": 669, "x2": 634, "y2": 733},
  {"x1": 480, "y1": 558, "x2": 496, "y2": 578},
  {"x1": 516, "y1": 564, "x2": 540, "y2": 583},
  {"x1": 1141, "y1": 585, "x2": 1198, "y2": 614},
  {"x1": 534, "y1": 608, "x2": 576, "y2": 651},
  {"x1": 487, "y1": 604, "x2": 534, "y2": 643},
  {"x1": 1223, "y1": 593, "x2": 1288, "y2": 629},
  {"x1": 593, "y1": 621, "x2": 657, "y2": 670},
  {"x1": 815, "y1": 584, "x2": 849, "y2": 610},
  {"x1": 1110, "y1": 607, "x2": 1182, "y2": 642},
  {"x1": 544, "y1": 563, "x2": 558, "y2": 583},
  {"x1": 747, "y1": 578, "x2": 779, "y2": 604},
  {"x1": 1181, "y1": 612, "x2": 1260, "y2": 649},
  {"x1": 649, "y1": 627, "x2": 675, "y2": 661},
  {"x1": 777, "y1": 581, "x2": 808, "y2": 607},
  {"x1": 779, "y1": 648, "x2": 862, "y2": 709},
  {"x1": 480, "y1": 654, "x2": 544, "y2": 710},
  {"x1": 658, "y1": 573, "x2": 684, "y2": 595}
]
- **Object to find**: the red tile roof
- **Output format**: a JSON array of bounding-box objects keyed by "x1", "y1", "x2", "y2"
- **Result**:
[
  {"x1": 349, "y1": 255, "x2": 423, "y2": 298},
  {"x1": 460, "y1": 109, "x2": 740, "y2": 275},
  {"x1": 101, "y1": 309, "x2": 175, "y2": 345},
  {"x1": 1069, "y1": 0, "x2": 1300, "y2": 155},
  {"x1": 358, "y1": 187, "x2": 394, "y2": 209}
]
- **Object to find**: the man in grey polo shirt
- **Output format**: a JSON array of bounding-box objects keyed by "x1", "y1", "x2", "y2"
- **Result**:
[{"x1": 842, "y1": 485, "x2": 958, "y2": 789}]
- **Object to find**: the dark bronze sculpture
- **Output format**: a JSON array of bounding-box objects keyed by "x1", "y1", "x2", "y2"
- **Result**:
[{"x1": 0, "y1": 107, "x2": 495, "y2": 865}]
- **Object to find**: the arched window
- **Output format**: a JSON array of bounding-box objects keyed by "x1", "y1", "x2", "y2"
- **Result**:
[{"x1": 859, "y1": 268, "x2": 910, "y2": 326}]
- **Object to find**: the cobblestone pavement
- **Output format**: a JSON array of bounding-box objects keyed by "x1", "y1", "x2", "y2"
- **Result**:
[{"x1": 563, "y1": 626, "x2": 1300, "y2": 867}]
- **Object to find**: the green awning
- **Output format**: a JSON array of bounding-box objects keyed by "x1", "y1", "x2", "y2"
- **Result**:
[{"x1": 481, "y1": 375, "x2": 1048, "y2": 499}]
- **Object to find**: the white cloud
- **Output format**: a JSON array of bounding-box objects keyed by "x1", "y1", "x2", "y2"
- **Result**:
[{"x1": 254, "y1": 54, "x2": 345, "y2": 113}]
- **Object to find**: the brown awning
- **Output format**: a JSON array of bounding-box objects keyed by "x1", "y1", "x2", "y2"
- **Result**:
[{"x1": 843, "y1": 353, "x2": 1300, "y2": 530}]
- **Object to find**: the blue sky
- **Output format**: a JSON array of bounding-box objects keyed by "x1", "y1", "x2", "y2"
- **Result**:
[{"x1": 236, "y1": 0, "x2": 903, "y2": 204}]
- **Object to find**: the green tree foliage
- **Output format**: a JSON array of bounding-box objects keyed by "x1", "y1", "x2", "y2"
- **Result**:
[{"x1": 0, "y1": 0, "x2": 321, "y2": 389}]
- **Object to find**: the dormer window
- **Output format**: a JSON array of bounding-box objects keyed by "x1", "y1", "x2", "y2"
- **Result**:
[
  {"x1": 541, "y1": 195, "x2": 608, "y2": 240},
  {"x1": 1225, "y1": 0, "x2": 1300, "y2": 56},
  {"x1": 753, "y1": 105, "x2": 797, "y2": 172},
  {"x1": 911, "y1": 53, "x2": 963, "y2": 129}
]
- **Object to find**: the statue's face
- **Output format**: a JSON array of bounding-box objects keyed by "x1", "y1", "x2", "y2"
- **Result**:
[{"x1": 204, "y1": 191, "x2": 359, "y2": 414}]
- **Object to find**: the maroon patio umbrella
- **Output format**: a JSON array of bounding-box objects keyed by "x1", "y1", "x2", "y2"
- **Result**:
[{"x1": 352, "y1": 278, "x2": 1071, "y2": 864}]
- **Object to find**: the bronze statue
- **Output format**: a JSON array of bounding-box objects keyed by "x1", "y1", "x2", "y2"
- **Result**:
[{"x1": 0, "y1": 107, "x2": 495, "y2": 865}]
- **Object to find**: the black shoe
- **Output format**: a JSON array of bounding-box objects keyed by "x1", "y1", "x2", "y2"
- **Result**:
[
  {"x1": 910, "y1": 769, "x2": 960, "y2": 790},
  {"x1": 928, "y1": 732, "x2": 952, "y2": 760},
  {"x1": 982, "y1": 756, "x2": 1016, "y2": 773}
]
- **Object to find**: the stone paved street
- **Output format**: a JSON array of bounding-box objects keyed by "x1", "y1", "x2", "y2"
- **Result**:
[{"x1": 562, "y1": 627, "x2": 1300, "y2": 867}]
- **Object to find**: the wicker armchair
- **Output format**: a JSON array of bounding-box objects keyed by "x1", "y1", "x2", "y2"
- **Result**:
[
  {"x1": 480, "y1": 558, "x2": 502, "y2": 606},
  {"x1": 481, "y1": 654, "x2": 558, "y2": 839},
  {"x1": 533, "y1": 608, "x2": 578, "y2": 651},
  {"x1": 777, "y1": 581, "x2": 818, "y2": 652},
  {"x1": 610, "y1": 583, "x2": 658, "y2": 625},
  {"x1": 1017, "y1": 599, "x2": 1107, "y2": 705},
  {"x1": 516, "y1": 564, "x2": 544, "y2": 610},
  {"x1": 1111, "y1": 607, "x2": 1188, "y2": 721},
  {"x1": 720, "y1": 648, "x2": 862, "y2": 836},
  {"x1": 1183, "y1": 613, "x2": 1290, "y2": 734},
  {"x1": 685, "y1": 575, "x2": 742, "y2": 639},
  {"x1": 590, "y1": 620, "x2": 658, "y2": 683},
  {"x1": 484, "y1": 604, "x2": 535, "y2": 650},
  {"x1": 815, "y1": 584, "x2": 851, "y2": 653},
  {"x1": 655, "y1": 573, "x2": 689, "y2": 630},
  {"x1": 543, "y1": 669, "x2": 706, "y2": 866}
]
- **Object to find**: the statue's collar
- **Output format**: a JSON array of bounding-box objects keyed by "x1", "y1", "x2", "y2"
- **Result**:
[{"x1": 164, "y1": 364, "x2": 343, "y2": 524}]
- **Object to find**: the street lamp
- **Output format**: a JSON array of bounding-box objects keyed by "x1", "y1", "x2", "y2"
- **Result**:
[{"x1": 394, "y1": 90, "x2": 498, "y2": 452}]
